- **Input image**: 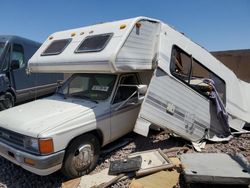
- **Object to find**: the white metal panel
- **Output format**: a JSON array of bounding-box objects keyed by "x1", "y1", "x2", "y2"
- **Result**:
[
  {"x1": 115, "y1": 20, "x2": 160, "y2": 71},
  {"x1": 134, "y1": 68, "x2": 229, "y2": 142}
]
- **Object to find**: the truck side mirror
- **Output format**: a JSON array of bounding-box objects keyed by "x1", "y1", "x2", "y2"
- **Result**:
[
  {"x1": 137, "y1": 85, "x2": 147, "y2": 95},
  {"x1": 11, "y1": 60, "x2": 20, "y2": 70}
]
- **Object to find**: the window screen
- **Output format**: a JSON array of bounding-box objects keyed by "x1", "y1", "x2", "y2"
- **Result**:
[
  {"x1": 41, "y1": 38, "x2": 71, "y2": 56},
  {"x1": 75, "y1": 33, "x2": 112, "y2": 53}
]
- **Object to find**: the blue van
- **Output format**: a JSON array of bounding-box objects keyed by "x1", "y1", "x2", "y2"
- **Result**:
[{"x1": 0, "y1": 35, "x2": 63, "y2": 109}]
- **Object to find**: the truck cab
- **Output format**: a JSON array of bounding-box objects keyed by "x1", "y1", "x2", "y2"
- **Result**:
[{"x1": 0, "y1": 35, "x2": 63, "y2": 109}]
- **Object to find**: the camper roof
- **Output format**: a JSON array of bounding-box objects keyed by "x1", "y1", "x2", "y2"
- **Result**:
[{"x1": 28, "y1": 17, "x2": 160, "y2": 73}]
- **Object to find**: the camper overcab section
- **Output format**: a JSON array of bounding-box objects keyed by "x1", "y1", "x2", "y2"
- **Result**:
[{"x1": 0, "y1": 17, "x2": 249, "y2": 178}]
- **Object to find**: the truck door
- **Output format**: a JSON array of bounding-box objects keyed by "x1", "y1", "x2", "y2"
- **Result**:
[
  {"x1": 110, "y1": 74, "x2": 141, "y2": 141},
  {"x1": 134, "y1": 45, "x2": 228, "y2": 142}
]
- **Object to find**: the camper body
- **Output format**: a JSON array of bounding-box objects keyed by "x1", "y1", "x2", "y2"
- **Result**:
[
  {"x1": 0, "y1": 17, "x2": 249, "y2": 177},
  {"x1": 0, "y1": 35, "x2": 63, "y2": 109}
]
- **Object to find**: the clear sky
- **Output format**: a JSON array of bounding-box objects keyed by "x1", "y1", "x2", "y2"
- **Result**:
[{"x1": 0, "y1": 0, "x2": 249, "y2": 51}]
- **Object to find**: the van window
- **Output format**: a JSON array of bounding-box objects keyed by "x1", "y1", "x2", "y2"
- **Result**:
[
  {"x1": 11, "y1": 44, "x2": 25, "y2": 69},
  {"x1": 2, "y1": 46, "x2": 10, "y2": 72},
  {"x1": 75, "y1": 33, "x2": 112, "y2": 53},
  {"x1": 42, "y1": 39, "x2": 71, "y2": 56},
  {"x1": 170, "y1": 45, "x2": 226, "y2": 103},
  {"x1": 0, "y1": 42, "x2": 5, "y2": 57}
]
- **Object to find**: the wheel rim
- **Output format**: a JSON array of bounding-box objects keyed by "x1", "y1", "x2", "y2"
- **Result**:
[{"x1": 72, "y1": 144, "x2": 94, "y2": 171}]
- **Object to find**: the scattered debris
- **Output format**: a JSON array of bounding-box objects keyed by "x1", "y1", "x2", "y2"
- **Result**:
[
  {"x1": 128, "y1": 149, "x2": 174, "y2": 177},
  {"x1": 97, "y1": 172, "x2": 135, "y2": 188},
  {"x1": 192, "y1": 141, "x2": 206, "y2": 152},
  {"x1": 180, "y1": 153, "x2": 250, "y2": 185},
  {"x1": 129, "y1": 170, "x2": 180, "y2": 188},
  {"x1": 162, "y1": 146, "x2": 189, "y2": 157},
  {"x1": 109, "y1": 156, "x2": 142, "y2": 175},
  {"x1": 61, "y1": 178, "x2": 81, "y2": 188},
  {"x1": 78, "y1": 169, "x2": 117, "y2": 188}
]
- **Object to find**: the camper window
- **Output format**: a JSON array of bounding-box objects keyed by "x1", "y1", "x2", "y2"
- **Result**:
[
  {"x1": 170, "y1": 45, "x2": 226, "y2": 103},
  {"x1": 41, "y1": 38, "x2": 71, "y2": 56},
  {"x1": 75, "y1": 33, "x2": 112, "y2": 53},
  {"x1": 170, "y1": 47, "x2": 192, "y2": 83}
]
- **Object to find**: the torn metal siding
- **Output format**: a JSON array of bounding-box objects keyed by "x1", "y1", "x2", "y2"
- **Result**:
[
  {"x1": 115, "y1": 20, "x2": 160, "y2": 71},
  {"x1": 134, "y1": 68, "x2": 229, "y2": 142}
]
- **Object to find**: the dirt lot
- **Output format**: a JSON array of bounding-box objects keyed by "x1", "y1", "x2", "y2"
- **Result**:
[{"x1": 0, "y1": 130, "x2": 249, "y2": 188}]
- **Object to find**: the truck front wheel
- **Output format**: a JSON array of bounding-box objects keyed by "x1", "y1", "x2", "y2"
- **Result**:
[{"x1": 62, "y1": 134, "x2": 100, "y2": 178}]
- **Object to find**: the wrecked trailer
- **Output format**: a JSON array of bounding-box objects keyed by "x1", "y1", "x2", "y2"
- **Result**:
[{"x1": 0, "y1": 17, "x2": 249, "y2": 178}]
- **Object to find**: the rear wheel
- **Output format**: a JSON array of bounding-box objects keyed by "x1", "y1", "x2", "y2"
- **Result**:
[
  {"x1": 0, "y1": 92, "x2": 14, "y2": 110},
  {"x1": 62, "y1": 134, "x2": 100, "y2": 179}
]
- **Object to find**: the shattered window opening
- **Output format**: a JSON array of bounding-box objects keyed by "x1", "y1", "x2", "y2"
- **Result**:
[{"x1": 170, "y1": 45, "x2": 226, "y2": 104}]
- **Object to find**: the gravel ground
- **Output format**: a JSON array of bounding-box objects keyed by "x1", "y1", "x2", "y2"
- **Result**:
[{"x1": 0, "y1": 130, "x2": 249, "y2": 188}]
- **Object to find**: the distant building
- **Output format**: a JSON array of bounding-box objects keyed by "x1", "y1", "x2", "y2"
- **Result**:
[{"x1": 212, "y1": 49, "x2": 250, "y2": 83}]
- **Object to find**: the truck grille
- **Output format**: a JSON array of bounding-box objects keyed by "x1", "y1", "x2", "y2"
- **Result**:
[{"x1": 0, "y1": 127, "x2": 24, "y2": 147}]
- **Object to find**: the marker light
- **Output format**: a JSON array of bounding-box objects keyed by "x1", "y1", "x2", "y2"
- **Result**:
[
  {"x1": 24, "y1": 158, "x2": 35, "y2": 166},
  {"x1": 80, "y1": 32, "x2": 85, "y2": 35},
  {"x1": 120, "y1": 24, "x2": 126, "y2": 29},
  {"x1": 49, "y1": 36, "x2": 53, "y2": 40},
  {"x1": 71, "y1": 32, "x2": 76, "y2": 37}
]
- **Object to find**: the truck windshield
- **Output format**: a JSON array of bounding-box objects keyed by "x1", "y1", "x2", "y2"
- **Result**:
[{"x1": 58, "y1": 74, "x2": 117, "y2": 101}]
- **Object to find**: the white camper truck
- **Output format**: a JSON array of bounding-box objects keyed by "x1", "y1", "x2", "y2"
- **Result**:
[{"x1": 0, "y1": 17, "x2": 249, "y2": 178}]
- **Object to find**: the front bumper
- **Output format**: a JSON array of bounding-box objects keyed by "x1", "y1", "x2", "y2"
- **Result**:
[{"x1": 0, "y1": 141, "x2": 65, "y2": 176}]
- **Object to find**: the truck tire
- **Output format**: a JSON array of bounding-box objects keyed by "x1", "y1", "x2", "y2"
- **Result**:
[
  {"x1": 1, "y1": 92, "x2": 14, "y2": 110},
  {"x1": 62, "y1": 134, "x2": 100, "y2": 178}
]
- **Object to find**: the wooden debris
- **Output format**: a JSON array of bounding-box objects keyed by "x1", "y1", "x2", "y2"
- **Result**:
[
  {"x1": 61, "y1": 178, "x2": 81, "y2": 188},
  {"x1": 162, "y1": 146, "x2": 189, "y2": 155},
  {"x1": 78, "y1": 169, "x2": 116, "y2": 188},
  {"x1": 128, "y1": 149, "x2": 174, "y2": 177},
  {"x1": 129, "y1": 170, "x2": 180, "y2": 188}
]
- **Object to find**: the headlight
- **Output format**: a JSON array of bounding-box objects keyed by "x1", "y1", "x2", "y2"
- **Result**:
[
  {"x1": 24, "y1": 137, "x2": 54, "y2": 154},
  {"x1": 24, "y1": 137, "x2": 39, "y2": 153}
]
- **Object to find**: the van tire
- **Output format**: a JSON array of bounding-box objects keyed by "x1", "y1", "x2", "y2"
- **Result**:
[
  {"x1": 1, "y1": 92, "x2": 14, "y2": 110},
  {"x1": 62, "y1": 134, "x2": 100, "y2": 179}
]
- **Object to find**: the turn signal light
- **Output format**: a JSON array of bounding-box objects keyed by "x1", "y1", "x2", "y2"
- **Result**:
[{"x1": 39, "y1": 138, "x2": 54, "y2": 154}]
